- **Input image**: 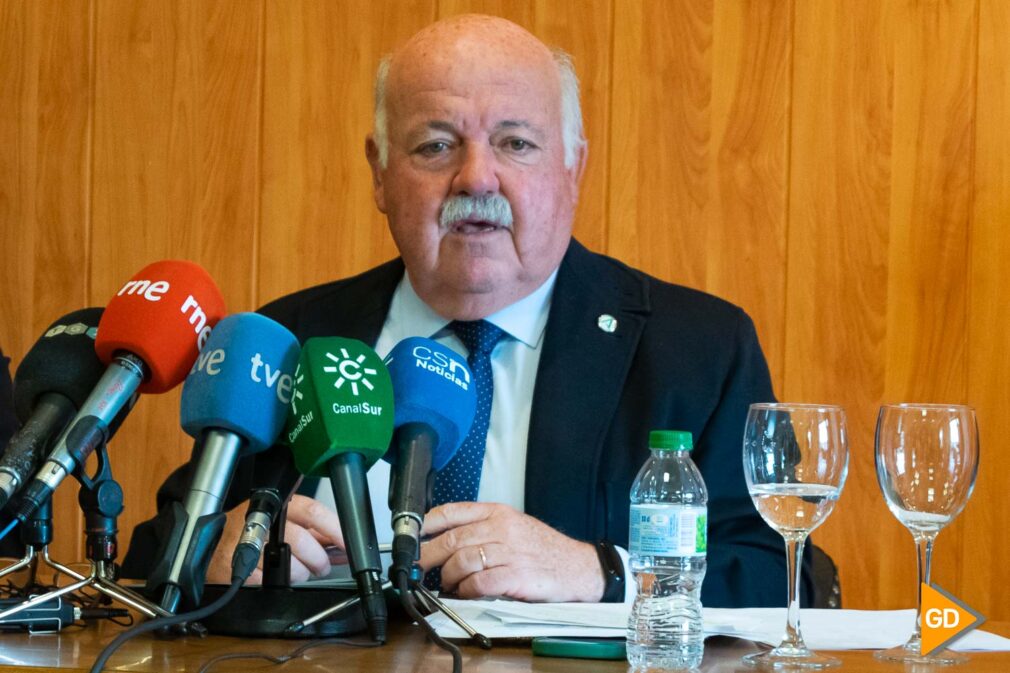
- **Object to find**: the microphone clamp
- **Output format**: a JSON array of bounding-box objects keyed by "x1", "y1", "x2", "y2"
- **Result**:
[
  {"x1": 391, "y1": 511, "x2": 422, "y2": 539},
  {"x1": 16, "y1": 352, "x2": 146, "y2": 524}
]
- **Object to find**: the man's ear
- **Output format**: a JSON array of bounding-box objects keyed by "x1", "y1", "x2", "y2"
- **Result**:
[
  {"x1": 568, "y1": 140, "x2": 588, "y2": 201},
  {"x1": 365, "y1": 135, "x2": 387, "y2": 213}
]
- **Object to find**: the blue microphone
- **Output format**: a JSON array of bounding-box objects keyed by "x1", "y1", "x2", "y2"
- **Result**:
[
  {"x1": 147, "y1": 313, "x2": 299, "y2": 613},
  {"x1": 382, "y1": 337, "x2": 476, "y2": 576}
]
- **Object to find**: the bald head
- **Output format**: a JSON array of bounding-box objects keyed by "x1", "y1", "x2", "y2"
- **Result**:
[
  {"x1": 373, "y1": 15, "x2": 584, "y2": 169},
  {"x1": 364, "y1": 14, "x2": 588, "y2": 320},
  {"x1": 399, "y1": 14, "x2": 553, "y2": 65}
]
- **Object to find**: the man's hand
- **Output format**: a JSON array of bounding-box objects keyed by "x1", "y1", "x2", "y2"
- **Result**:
[
  {"x1": 205, "y1": 495, "x2": 344, "y2": 585},
  {"x1": 419, "y1": 502, "x2": 605, "y2": 602}
]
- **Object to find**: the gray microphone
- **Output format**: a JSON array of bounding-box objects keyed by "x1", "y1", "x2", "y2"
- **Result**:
[{"x1": 144, "y1": 313, "x2": 299, "y2": 613}]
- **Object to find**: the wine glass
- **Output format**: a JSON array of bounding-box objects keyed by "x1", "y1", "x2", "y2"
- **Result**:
[
  {"x1": 743, "y1": 403, "x2": 849, "y2": 669},
  {"x1": 874, "y1": 403, "x2": 979, "y2": 664}
]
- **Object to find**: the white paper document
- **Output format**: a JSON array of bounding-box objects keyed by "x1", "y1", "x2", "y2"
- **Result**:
[{"x1": 426, "y1": 601, "x2": 1010, "y2": 652}]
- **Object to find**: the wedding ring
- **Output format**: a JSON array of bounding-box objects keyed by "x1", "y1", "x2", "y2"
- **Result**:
[{"x1": 478, "y1": 545, "x2": 488, "y2": 570}]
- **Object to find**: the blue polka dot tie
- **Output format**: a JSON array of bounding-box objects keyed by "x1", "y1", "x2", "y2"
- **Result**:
[
  {"x1": 425, "y1": 320, "x2": 505, "y2": 592},
  {"x1": 432, "y1": 319, "x2": 506, "y2": 506}
]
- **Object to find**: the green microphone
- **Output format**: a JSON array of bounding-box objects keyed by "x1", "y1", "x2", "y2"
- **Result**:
[{"x1": 285, "y1": 337, "x2": 393, "y2": 642}]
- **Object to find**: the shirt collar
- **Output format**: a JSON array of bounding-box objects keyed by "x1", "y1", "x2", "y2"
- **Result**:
[{"x1": 388, "y1": 270, "x2": 558, "y2": 350}]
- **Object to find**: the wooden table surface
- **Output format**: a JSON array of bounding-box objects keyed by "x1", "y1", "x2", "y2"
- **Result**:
[{"x1": 0, "y1": 619, "x2": 1008, "y2": 673}]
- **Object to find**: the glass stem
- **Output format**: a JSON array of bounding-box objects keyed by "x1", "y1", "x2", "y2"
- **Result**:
[
  {"x1": 912, "y1": 534, "x2": 936, "y2": 641},
  {"x1": 781, "y1": 533, "x2": 808, "y2": 650}
]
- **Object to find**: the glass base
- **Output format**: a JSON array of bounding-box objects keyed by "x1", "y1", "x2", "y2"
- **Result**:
[
  {"x1": 743, "y1": 645, "x2": 841, "y2": 669},
  {"x1": 874, "y1": 637, "x2": 969, "y2": 665}
]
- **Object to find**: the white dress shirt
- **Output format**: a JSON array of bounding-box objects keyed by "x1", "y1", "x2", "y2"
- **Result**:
[
  {"x1": 313, "y1": 269, "x2": 634, "y2": 601},
  {"x1": 315, "y1": 269, "x2": 556, "y2": 540}
]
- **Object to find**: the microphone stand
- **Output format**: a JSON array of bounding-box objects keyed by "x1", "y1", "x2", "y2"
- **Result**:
[
  {"x1": 196, "y1": 499, "x2": 366, "y2": 638},
  {"x1": 285, "y1": 562, "x2": 491, "y2": 649},
  {"x1": 0, "y1": 498, "x2": 90, "y2": 595},
  {"x1": 283, "y1": 580, "x2": 392, "y2": 635},
  {"x1": 0, "y1": 443, "x2": 168, "y2": 621},
  {"x1": 409, "y1": 580, "x2": 492, "y2": 649},
  {"x1": 263, "y1": 499, "x2": 292, "y2": 587}
]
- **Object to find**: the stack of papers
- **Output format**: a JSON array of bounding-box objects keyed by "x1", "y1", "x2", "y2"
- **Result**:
[{"x1": 426, "y1": 601, "x2": 1010, "y2": 652}]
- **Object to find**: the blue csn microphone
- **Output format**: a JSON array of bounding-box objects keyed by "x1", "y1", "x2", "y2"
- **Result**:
[
  {"x1": 147, "y1": 313, "x2": 299, "y2": 613},
  {"x1": 382, "y1": 337, "x2": 476, "y2": 578}
]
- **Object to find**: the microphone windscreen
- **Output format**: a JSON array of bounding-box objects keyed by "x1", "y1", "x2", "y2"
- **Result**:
[
  {"x1": 382, "y1": 337, "x2": 476, "y2": 470},
  {"x1": 285, "y1": 337, "x2": 394, "y2": 477},
  {"x1": 180, "y1": 313, "x2": 300, "y2": 454},
  {"x1": 95, "y1": 260, "x2": 226, "y2": 394},
  {"x1": 13, "y1": 308, "x2": 106, "y2": 423}
]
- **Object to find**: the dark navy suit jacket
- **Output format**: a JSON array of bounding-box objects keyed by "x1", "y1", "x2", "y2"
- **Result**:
[{"x1": 123, "y1": 239, "x2": 813, "y2": 607}]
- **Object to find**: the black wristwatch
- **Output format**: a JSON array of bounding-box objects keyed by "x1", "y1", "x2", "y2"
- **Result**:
[{"x1": 595, "y1": 540, "x2": 626, "y2": 603}]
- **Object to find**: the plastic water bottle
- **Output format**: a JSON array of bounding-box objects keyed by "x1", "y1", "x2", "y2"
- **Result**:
[{"x1": 627, "y1": 430, "x2": 708, "y2": 671}]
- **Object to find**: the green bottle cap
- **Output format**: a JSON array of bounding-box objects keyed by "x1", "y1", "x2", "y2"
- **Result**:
[{"x1": 649, "y1": 429, "x2": 693, "y2": 451}]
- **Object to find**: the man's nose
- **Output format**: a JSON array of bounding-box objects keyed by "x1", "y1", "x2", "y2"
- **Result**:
[{"x1": 451, "y1": 144, "x2": 500, "y2": 195}]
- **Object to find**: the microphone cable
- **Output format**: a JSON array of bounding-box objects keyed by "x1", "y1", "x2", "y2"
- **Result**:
[
  {"x1": 0, "y1": 520, "x2": 16, "y2": 543},
  {"x1": 89, "y1": 578, "x2": 242, "y2": 672},
  {"x1": 88, "y1": 541, "x2": 260, "y2": 673},
  {"x1": 194, "y1": 636, "x2": 382, "y2": 673},
  {"x1": 393, "y1": 568, "x2": 463, "y2": 673}
]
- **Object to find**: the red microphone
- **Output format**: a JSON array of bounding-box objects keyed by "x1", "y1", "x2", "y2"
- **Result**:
[
  {"x1": 14, "y1": 260, "x2": 226, "y2": 522},
  {"x1": 96, "y1": 260, "x2": 224, "y2": 393}
]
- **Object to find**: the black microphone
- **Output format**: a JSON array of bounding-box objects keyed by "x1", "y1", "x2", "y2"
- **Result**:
[
  {"x1": 236, "y1": 442, "x2": 304, "y2": 575},
  {"x1": 381, "y1": 338, "x2": 475, "y2": 576},
  {"x1": 0, "y1": 309, "x2": 105, "y2": 512}
]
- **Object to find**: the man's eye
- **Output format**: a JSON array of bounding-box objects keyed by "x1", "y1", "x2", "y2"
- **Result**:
[
  {"x1": 504, "y1": 138, "x2": 535, "y2": 153},
  {"x1": 417, "y1": 141, "x2": 450, "y2": 156}
]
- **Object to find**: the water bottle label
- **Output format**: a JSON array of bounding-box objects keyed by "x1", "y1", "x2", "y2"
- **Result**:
[{"x1": 629, "y1": 504, "x2": 707, "y2": 556}]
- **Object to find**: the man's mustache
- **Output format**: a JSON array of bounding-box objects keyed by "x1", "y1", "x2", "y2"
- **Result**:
[{"x1": 439, "y1": 194, "x2": 514, "y2": 229}]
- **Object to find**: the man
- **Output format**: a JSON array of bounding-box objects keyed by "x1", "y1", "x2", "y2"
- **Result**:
[{"x1": 125, "y1": 15, "x2": 813, "y2": 606}]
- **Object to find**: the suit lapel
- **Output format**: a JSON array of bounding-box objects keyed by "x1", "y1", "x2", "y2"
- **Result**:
[
  {"x1": 524, "y1": 241, "x2": 650, "y2": 540},
  {"x1": 293, "y1": 258, "x2": 405, "y2": 347},
  {"x1": 285, "y1": 247, "x2": 648, "y2": 543},
  {"x1": 282, "y1": 259, "x2": 404, "y2": 498}
]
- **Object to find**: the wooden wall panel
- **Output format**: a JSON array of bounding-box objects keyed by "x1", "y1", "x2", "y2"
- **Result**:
[
  {"x1": 0, "y1": 0, "x2": 94, "y2": 562},
  {"x1": 257, "y1": 0, "x2": 432, "y2": 306},
  {"x1": 882, "y1": 0, "x2": 977, "y2": 609},
  {"x1": 438, "y1": 0, "x2": 532, "y2": 24},
  {"x1": 533, "y1": 0, "x2": 612, "y2": 254},
  {"x1": 196, "y1": 1, "x2": 265, "y2": 313},
  {"x1": 609, "y1": 0, "x2": 712, "y2": 290},
  {"x1": 702, "y1": 0, "x2": 790, "y2": 383},
  {"x1": 884, "y1": 1, "x2": 975, "y2": 406},
  {"x1": 0, "y1": 1, "x2": 39, "y2": 365},
  {"x1": 91, "y1": 0, "x2": 262, "y2": 309},
  {"x1": 0, "y1": 0, "x2": 94, "y2": 386},
  {"x1": 965, "y1": 0, "x2": 1009, "y2": 624},
  {"x1": 90, "y1": 0, "x2": 263, "y2": 554},
  {"x1": 787, "y1": 1, "x2": 893, "y2": 610},
  {"x1": 610, "y1": 0, "x2": 790, "y2": 382},
  {"x1": 2, "y1": 0, "x2": 1008, "y2": 620}
]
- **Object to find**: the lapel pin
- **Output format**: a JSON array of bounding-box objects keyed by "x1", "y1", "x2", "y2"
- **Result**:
[{"x1": 597, "y1": 314, "x2": 618, "y2": 333}]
